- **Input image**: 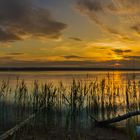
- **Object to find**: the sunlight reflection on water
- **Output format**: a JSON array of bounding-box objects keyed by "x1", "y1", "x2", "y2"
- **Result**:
[{"x1": 0, "y1": 70, "x2": 139, "y2": 86}]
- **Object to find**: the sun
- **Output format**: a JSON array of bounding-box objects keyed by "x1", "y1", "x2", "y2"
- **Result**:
[
  {"x1": 114, "y1": 63, "x2": 121, "y2": 67},
  {"x1": 112, "y1": 55, "x2": 123, "y2": 61}
]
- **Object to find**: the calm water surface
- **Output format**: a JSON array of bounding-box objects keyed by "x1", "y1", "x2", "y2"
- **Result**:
[{"x1": 0, "y1": 70, "x2": 139, "y2": 85}]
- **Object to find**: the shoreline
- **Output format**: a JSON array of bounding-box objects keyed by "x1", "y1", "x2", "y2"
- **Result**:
[{"x1": 0, "y1": 67, "x2": 139, "y2": 72}]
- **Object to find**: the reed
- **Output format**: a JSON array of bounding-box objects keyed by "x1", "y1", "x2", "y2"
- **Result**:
[{"x1": 0, "y1": 74, "x2": 140, "y2": 139}]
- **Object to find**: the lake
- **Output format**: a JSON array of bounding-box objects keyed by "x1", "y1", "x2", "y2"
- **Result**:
[
  {"x1": 0, "y1": 70, "x2": 139, "y2": 85},
  {"x1": 1, "y1": 70, "x2": 140, "y2": 139}
]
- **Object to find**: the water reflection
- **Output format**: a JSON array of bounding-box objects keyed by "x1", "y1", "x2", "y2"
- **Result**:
[
  {"x1": 0, "y1": 71, "x2": 140, "y2": 139},
  {"x1": 0, "y1": 71, "x2": 139, "y2": 86}
]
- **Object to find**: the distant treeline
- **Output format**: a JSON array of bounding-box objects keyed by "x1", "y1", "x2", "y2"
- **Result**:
[{"x1": 0, "y1": 67, "x2": 139, "y2": 71}]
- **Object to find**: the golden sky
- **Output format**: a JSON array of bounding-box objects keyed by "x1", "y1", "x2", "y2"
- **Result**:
[{"x1": 0, "y1": 0, "x2": 140, "y2": 68}]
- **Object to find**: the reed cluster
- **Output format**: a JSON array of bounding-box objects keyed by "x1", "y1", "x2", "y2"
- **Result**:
[{"x1": 0, "y1": 74, "x2": 140, "y2": 138}]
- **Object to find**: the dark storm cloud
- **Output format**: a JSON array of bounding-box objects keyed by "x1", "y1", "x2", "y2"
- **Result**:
[
  {"x1": 69, "y1": 37, "x2": 82, "y2": 41},
  {"x1": 112, "y1": 49, "x2": 132, "y2": 55},
  {"x1": 0, "y1": 0, "x2": 67, "y2": 42}
]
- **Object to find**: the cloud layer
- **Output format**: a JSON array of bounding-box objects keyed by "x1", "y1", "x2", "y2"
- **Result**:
[
  {"x1": 0, "y1": 0, "x2": 67, "y2": 42},
  {"x1": 112, "y1": 49, "x2": 132, "y2": 55},
  {"x1": 0, "y1": 56, "x2": 139, "y2": 69},
  {"x1": 76, "y1": 0, "x2": 140, "y2": 41}
]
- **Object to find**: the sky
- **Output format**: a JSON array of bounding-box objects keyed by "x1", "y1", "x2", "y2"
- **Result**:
[{"x1": 0, "y1": 0, "x2": 140, "y2": 68}]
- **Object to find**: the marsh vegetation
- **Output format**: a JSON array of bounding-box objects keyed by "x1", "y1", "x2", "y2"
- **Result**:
[{"x1": 0, "y1": 71, "x2": 140, "y2": 139}]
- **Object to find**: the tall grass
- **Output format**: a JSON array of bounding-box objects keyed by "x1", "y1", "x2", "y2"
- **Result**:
[{"x1": 1, "y1": 73, "x2": 140, "y2": 138}]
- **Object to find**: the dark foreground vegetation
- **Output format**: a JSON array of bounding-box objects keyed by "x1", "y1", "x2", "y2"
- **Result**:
[{"x1": 0, "y1": 74, "x2": 140, "y2": 139}]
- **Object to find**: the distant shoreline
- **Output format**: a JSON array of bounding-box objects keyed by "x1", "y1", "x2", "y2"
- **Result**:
[{"x1": 0, "y1": 67, "x2": 139, "y2": 71}]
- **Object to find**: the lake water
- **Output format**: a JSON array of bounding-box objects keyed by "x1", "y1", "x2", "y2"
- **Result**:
[
  {"x1": 1, "y1": 70, "x2": 140, "y2": 139},
  {"x1": 0, "y1": 70, "x2": 139, "y2": 86}
]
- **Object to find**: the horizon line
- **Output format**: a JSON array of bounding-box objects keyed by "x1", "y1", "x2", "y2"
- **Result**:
[{"x1": 0, "y1": 67, "x2": 139, "y2": 71}]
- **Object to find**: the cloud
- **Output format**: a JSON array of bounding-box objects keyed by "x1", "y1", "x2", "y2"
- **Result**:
[
  {"x1": 63, "y1": 55, "x2": 84, "y2": 59},
  {"x1": 69, "y1": 37, "x2": 82, "y2": 41},
  {"x1": 107, "y1": 0, "x2": 140, "y2": 14},
  {"x1": 76, "y1": 0, "x2": 140, "y2": 41},
  {"x1": 76, "y1": 0, "x2": 106, "y2": 31},
  {"x1": 112, "y1": 49, "x2": 132, "y2": 55},
  {"x1": 131, "y1": 24, "x2": 140, "y2": 34},
  {"x1": 0, "y1": 55, "x2": 140, "y2": 68},
  {"x1": 76, "y1": 0, "x2": 127, "y2": 40},
  {"x1": 77, "y1": 0, "x2": 103, "y2": 12},
  {"x1": 6, "y1": 52, "x2": 24, "y2": 56},
  {"x1": 0, "y1": 0, "x2": 67, "y2": 42},
  {"x1": 125, "y1": 55, "x2": 140, "y2": 60},
  {"x1": 106, "y1": 0, "x2": 140, "y2": 35},
  {"x1": 0, "y1": 59, "x2": 138, "y2": 69},
  {"x1": 0, "y1": 28, "x2": 21, "y2": 42}
]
